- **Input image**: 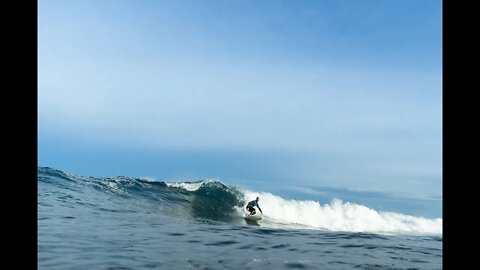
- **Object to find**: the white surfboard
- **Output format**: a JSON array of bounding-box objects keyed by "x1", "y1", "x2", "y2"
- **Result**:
[{"x1": 244, "y1": 213, "x2": 262, "y2": 221}]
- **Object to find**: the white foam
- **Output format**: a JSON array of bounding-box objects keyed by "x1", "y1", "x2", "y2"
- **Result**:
[
  {"x1": 165, "y1": 180, "x2": 216, "y2": 191},
  {"x1": 139, "y1": 177, "x2": 159, "y2": 182},
  {"x1": 241, "y1": 189, "x2": 442, "y2": 235}
]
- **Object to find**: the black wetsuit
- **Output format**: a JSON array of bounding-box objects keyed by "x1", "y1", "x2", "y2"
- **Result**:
[{"x1": 246, "y1": 200, "x2": 262, "y2": 215}]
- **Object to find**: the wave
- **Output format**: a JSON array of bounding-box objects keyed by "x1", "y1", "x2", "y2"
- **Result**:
[{"x1": 38, "y1": 167, "x2": 442, "y2": 235}]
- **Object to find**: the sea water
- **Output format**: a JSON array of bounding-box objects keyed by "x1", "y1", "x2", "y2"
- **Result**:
[{"x1": 38, "y1": 167, "x2": 442, "y2": 269}]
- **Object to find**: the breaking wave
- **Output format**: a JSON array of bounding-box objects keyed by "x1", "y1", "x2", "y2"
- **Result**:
[{"x1": 38, "y1": 167, "x2": 442, "y2": 235}]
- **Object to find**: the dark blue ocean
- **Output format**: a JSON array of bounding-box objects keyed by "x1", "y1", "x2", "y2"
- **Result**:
[{"x1": 38, "y1": 167, "x2": 442, "y2": 269}]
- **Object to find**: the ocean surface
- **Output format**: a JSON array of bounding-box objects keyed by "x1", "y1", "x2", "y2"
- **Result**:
[{"x1": 38, "y1": 167, "x2": 442, "y2": 269}]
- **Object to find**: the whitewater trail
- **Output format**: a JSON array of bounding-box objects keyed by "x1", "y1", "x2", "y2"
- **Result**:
[{"x1": 241, "y1": 189, "x2": 442, "y2": 234}]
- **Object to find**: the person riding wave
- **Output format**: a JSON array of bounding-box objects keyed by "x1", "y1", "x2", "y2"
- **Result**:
[{"x1": 246, "y1": 196, "x2": 263, "y2": 216}]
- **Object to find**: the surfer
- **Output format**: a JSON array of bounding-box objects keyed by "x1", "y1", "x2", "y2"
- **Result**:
[{"x1": 246, "y1": 197, "x2": 263, "y2": 216}]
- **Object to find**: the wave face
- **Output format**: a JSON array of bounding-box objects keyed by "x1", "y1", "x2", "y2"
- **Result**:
[{"x1": 38, "y1": 167, "x2": 442, "y2": 235}]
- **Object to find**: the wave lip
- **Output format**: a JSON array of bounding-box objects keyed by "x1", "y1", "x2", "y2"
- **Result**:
[{"x1": 165, "y1": 180, "x2": 218, "y2": 191}]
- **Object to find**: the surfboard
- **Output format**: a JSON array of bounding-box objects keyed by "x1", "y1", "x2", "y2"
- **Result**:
[{"x1": 244, "y1": 213, "x2": 262, "y2": 221}]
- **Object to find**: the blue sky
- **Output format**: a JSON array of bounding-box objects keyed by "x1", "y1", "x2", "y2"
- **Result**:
[{"x1": 38, "y1": 0, "x2": 442, "y2": 200}]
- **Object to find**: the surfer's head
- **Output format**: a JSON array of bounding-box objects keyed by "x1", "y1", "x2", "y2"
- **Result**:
[{"x1": 256, "y1": 196, "x2": 260, "y2": 201}]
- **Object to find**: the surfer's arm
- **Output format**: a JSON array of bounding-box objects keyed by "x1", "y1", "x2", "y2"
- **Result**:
[{"x1": 257, "y1": 205, "x2": 263, "y2": 213}]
